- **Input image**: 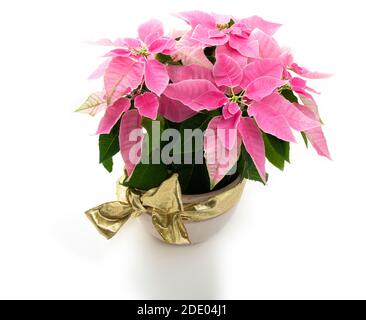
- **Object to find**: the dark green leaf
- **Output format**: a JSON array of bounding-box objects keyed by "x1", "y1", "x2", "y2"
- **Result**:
[
  {"x1": 165, "y1": 113, "x2": 212, "y2": 158},
  {"x1": 155, "y1": 53, "x2": 181, "y2": 65},
  {"x1": 180, "y1": 114, "x2": 211, "y2": 153},
  {"x1": 204, "y1": 46, "x2": 216, "y2": 64},
  {"x1": 179, "y1": 112, "x2": 212, "y2": 132},
  {"x1": 166, "y1": 113, "x2": 214, "y2": 194},
  {"x1": 186, "y1": 162, "x2": 211, "y2": 194},
  {"x1": 281, "y1": 89, "x2": 299, "y2": 103},
  {"x1": 170, "y1": 160, "x2": 211, "y2": 195},
  {"x1": 228, "y1": 19, "x2": 235, "y2": 28},
  {"x1": 102, "y1": 157, "x2": 113, "y2": 173},
  {"x1": 264, "y1": 139, "x2": 285, "y2": 170},
  {"x1": 122, "y1": 162, "x2": 169, "y2": 190},
  {"x1": 99, "y1": 121, "x2": 120, "y2": 172},
  {"x1": 239, "y1": 146, "x2": 267, "y2": 184},
  {"x1": 142, "y1": 116, "x2": 166, "y2": 155},
  {"x1": 301, "y1": 132, "x2": 309, "y2": 148},
  {"x1": 263, "y1": 133, "x2": 290, "y2": 170},
  {"x1": 263, "y1": 133, "x2": 290, "y2": 165},
  {"x1": 204, "y1": 46, "x2": 216, "y2": 57},
  {"x1": 170, "y1": 162, "x2": 195, "y2": 193}
]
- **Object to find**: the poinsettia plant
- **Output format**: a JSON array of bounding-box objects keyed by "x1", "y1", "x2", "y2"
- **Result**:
[{"x1": 76, "y1": 11, "x2": 330, "y2": 195}]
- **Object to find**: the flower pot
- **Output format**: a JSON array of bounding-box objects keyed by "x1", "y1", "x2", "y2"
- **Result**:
[{"x1": 138, "y1": 177, "x2": 246, "y2": 245}]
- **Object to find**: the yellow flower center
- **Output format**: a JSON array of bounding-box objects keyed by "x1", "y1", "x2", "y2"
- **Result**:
[
  {"x1": 131, "y1": 46, "x2": 150, "y2": 57},
  {"x1": 217, "y1": 23, "x2": 230, "y2": 31}
]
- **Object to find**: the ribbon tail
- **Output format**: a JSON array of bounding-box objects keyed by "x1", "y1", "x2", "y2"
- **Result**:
[
  {"x1": 152, "y1": 211, "x2": 191, "y2": 245},
  {"x1": 85, "y1": 201, "x2": 135, "y2": 239}
]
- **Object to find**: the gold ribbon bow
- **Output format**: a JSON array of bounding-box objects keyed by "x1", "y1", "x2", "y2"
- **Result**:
[{"x1": 86, "y1": 174, "x2": 245, "y2": 245}]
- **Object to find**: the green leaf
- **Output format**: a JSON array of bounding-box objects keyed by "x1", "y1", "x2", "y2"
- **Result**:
[
  {"x1": 102, "y1": 157, "x2": 113, "y2": 173},
  {"x1": 204, "y1": 46, "x2": 216, "y2": 64},
  {"x1": 263, "y1": 133, "x2": 290, "y2": 165},
  {"x1": 179, "y1": 113, "x2": 211, "y2": 153},
  {"x1": 165, "y1": 112, "x2": 214, "y2": 194},
  {"x1": 122, "y1": 163, "x2": 169, "y2": 190},
  {"x1": 239, "y1": 146, "x2": 267, "y2": 184},
  {"x1": 99, "y1": 121, "x2": 120, "y2": 172},
  {"x1": 142, "y1": 116, "x2": 165, "y2": 155},
  {"x1": 281, "y1": 88, "x2": 299, "y2": 103},
  {"x1": 179, "y1": 112, "x2": 212, "y2": 131},
  {"x1": 170, "y1": 160, "x2": 211, "y2": 195},
  {"x1": 264, "y1": 137, "x2": 285, "y2": 170},
  {"x1": 169, "y1": 162, "x2": 195, "y2": 193},
  {"x1": 263, "y1": 133, "x2": 290, "y2": 170},
  {"x1": 301, "y1": 132, "x2": 309, "y2": 148},
  {"x1": 155, "y1": 53, "x2": 181, "y2": 65},
  {"x1": 75, "y1": 92, "x2": 106, "y2": 116}
]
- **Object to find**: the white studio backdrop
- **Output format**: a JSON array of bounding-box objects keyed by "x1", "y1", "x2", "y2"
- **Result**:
[{"x1": 0, "y1": 0, "x2": 365, "y2": 299}]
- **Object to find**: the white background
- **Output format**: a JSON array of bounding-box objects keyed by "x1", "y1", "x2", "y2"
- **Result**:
[{"x1": 0, "y1": 0, "x2": 365, "y2": 300}]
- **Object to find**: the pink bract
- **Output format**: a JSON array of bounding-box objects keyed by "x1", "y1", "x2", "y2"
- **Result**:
[
  {"x1": 120, "y1": 110, "x2": 143, "y2": 176},
  {"x1": 104, "y1": 57, "x2": 144, "y2": 105},
  {"x1": 134, "y1": 92, "x2": 159, "y2": 120},
  {"x1": 213, "y1": 54, "x2": 243, "y2": 87},
  {"x1": 96, "y1": 98, "x2": 130, "y2": 134},
  {"x1": 204, "y1": 116, "x2": 241, "y2": 188},
  {"x1": 238, "y1": 118, "x2": 266, "y2": 182},
  {"x1": 163, "y1": 79, "x2": 227, "y2": 111},
  {"x1": 248, "y1": 92, "x2": 320, "y2": 142},
  {"x1": 158, "y1": 95, "x2": 197, "y2": 123}
]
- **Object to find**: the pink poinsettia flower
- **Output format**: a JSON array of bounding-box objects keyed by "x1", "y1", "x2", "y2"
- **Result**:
[
  {"x1": 164, "y1": 53, "x2": 322, "y2": 185},
  {"x1": 90, "y1": 19, "x2": 175, "y2": 103},
  {"x1": 88, "y1": 20, "x2": 181, "y2": 176},
  {"x1": 164, "y1": 57, "x2": 273, "y2": 184},
  {"x1": 177, "y1": 11, "x2": 283, "y2": 63},
  {"x1": 205, "y1": 88, "x2": 322, "y2": 186},
  {"x1": 177, "y1": 11, "x2": 260, "y2": 59}
]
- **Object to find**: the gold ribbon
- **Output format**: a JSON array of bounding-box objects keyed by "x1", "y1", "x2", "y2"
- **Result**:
[{"x1": 86, "y1": 174, "x2": 245, "y2": 245}]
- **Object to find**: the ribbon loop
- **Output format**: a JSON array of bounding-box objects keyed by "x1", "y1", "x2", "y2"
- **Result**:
[{"x1": 85, "y1": 201, "x2": 134, "y2": 239}]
